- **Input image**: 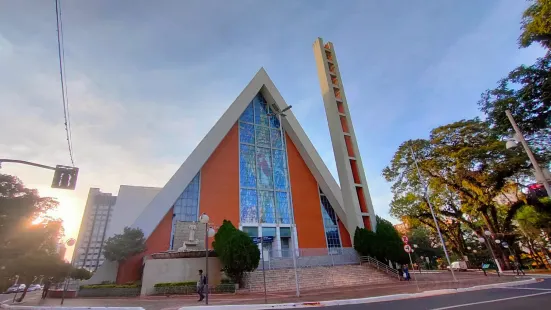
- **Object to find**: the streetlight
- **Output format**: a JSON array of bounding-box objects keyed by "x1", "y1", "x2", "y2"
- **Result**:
[
  {"x1": 199, "y1": 213, "x2": 215, "y2": 305},
  {"x1": 409, "y1": 145, "x2": 457, "y2": 282},
  {"x1": 480, "y1": 231, "x2": 502, "y2": 273},
  {"x1": 505, "y1": 110, "x2": 551, "y2": 198},
  {"x1": 268, "y1": 104, "x2": 300, "y2": 297}
]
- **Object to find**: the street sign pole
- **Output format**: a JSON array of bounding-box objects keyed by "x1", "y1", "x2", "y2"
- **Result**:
[
  {"x1": 407, "y1": 251, "x2": 420, "y2": 291},
  {"x1": 260, "y1": 236, "x2": 267, "y2": 304}
]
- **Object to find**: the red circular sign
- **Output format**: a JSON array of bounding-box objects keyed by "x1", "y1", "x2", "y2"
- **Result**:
[
  {"x1": 404, "y1": 244, "x2": 412, "y2": 253},
  {"x1": 66, "y1": 238, "x2": 76, "y2": 247},
  {"x1": 402, "y1": 236, "x2": 409, "y2": 244}
]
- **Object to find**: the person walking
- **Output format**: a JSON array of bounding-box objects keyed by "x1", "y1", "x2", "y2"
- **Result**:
[
  {"x1": 197, "y1": 269, "x2": 206, "y2": 302},
  {"x1": 41, "y1": 279, "x2": 51, "y2": 299},
  {"x1": 403, "y1": 264, "x2": 411, "y2": 281}
]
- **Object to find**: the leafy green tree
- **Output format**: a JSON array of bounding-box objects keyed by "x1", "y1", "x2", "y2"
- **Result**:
[
  {"x1": 383, "y1": 120, "x2": 551, "y2": 268},
  {"x1": 354, "y1": 217, "x2": 408, "y2": 264},
  {"x1": 478, "y1": 53, "x2": 551, "y2": 165},
  {"x1": 212, "y1": 220, "x2": 238, "y2": 259},
  {"x1": 71, "y1": 268, "x2": 92, "y2": 280},
  {"x1": 519, "y1": 0, "x2": 551, "y2": 48},
  {"x1": 103, "y1": 227, "x2": 146, "y2": 263},
  {"x1": 213, "y1": 221, "x2": 259, "y2": 286},
  {"x1": 0, "y1": 174, "x2": 64, "y2": 301}
]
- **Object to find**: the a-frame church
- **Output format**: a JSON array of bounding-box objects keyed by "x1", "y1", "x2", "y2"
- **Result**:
[{"x1": 82, "y1": 39, "x2": 377, "y2": 285}]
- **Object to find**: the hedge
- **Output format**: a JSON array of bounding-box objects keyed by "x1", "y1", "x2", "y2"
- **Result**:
[
  {"x1": 80, "y1": 284, "x2": 140, "y2": 289},
  {"x1": 154, "y1": 281, "x2": 196, "y2": 288}
]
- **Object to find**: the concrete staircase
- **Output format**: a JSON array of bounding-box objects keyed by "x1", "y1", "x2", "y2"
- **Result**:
[{"x1": 246, "y1": 264, "x2": 396, "y2": 292}]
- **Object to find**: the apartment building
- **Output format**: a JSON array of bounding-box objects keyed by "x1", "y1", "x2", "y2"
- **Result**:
[{"x1": 73, "y1": 188, "x2": 117, "y2": 271}]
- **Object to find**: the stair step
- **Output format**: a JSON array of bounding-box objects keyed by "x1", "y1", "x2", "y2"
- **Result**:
[{"x1": 246, "y1": 264, "x2": 397, "y2": 292}]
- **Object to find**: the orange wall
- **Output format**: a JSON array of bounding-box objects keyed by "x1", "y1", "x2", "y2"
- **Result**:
[
  {"x1": 338, "y1": 220, "x2": 352, "y2": 247},
  {"x1": 116, "y1": 208, "x2": 173, "y2": 284},
  {"x1": 286, "y1": 134, "x2": 327, "y2": 248},
  {"x1": 200, "y1": 123, "x2": 240, "y2": 241}
]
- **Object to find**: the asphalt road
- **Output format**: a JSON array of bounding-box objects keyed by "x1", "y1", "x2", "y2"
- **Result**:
[
  {"x1": 286, "y1": 278, "x2": 551, "y2": 310},
  {"x1": 0, "y1": 291, "x2": 40, "y2": 304}
]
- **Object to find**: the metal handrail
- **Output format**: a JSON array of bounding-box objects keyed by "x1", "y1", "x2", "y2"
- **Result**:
[{"x1": 359, "y1": 256, "x2": 401, "y2": 280}]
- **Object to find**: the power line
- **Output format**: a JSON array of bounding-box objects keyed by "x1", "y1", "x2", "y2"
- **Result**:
[{"x1": 55, "y1": 0, "x2": 75, "y2": 166}]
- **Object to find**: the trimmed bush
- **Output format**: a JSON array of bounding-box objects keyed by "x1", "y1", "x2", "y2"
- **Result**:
[
  {"x1": 80, "y1": 284, "x2": 140, "y2": 289},
  {"x1": 154, "y1": 281, "x2": 196, "y2": 288}
]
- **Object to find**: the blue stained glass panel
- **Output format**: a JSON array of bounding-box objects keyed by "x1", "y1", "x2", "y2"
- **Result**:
[
  {"x1": 254, "y1": 96, "x2": 270, "y2": 126},
  {"x1": 240, "y1": 144, "x2": 256, "y2": 187},
  {"x1": 256, "y1": 126, "x2": 270, "y2": 147},
  {"x1": 320, "y1": 194, "x2": 341, "y2": 249},
  {"x1": 170, "y1": 173, "x2": 200, "y2": 249},
  {"x1": 240, "y1": 102, "x2": 254, "y2": 123},
  {"x1": 272, "y1": 149, "x2": 288, "y2": 190},
  {"x1": 258, "y1": 190, "x2": 276, "y2": 223},
  {"x1": 239, "y1": 123, "x2": 255, "y2": 144},
  {"x1": 270, "y1": 114, "x2": 280, "y2": 128},
  {"x1": 240, "y1": 189, "x2": 258, "y2": 223},
  {"x1": 256, "y1": 147, "x2": 273, "y2": 189},
  {"x1": 275, "y1": 191, "x2": 290, "y2": 224},
  {"x1": 270, "y1": 129, "x2": 283, "y2": 149}
]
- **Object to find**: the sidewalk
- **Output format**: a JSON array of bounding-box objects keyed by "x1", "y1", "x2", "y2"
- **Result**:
[{"x1": 5, "y1": 274, "x2": 531, "y2": 310}]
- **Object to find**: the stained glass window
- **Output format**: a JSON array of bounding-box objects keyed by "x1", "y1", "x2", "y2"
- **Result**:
[
  {"x1": 256, "y1": 147, "x2": 273, "y2": 189},
  {"x1": 258, "y1": 190, "x2": 276, "y2": 223},
  {"x1": 240, "y1": 102, "x2": 254, "y2": 123},
  {"x1": 320, "y1": 191, "x2": 342, "y2": 249},
  {"x1": 273, "y1": 149, "x2": 288, "y2": 191},
  {"x1": 270, "y1": 114, "x2": 280, "y2": 128},
  {"x1": 240, "y1": 189, "x2": 258, "y2": 223},
  {"x1": 240, "y1": 144, "x2": 256, "y2": 188},
  {"x1": 255, "y1": 126, "x2": 270, "y2": 147},
  {"x1": 254, "y1": 96, "x2": 270, "y2": 126},
  {"x1": 170, "y1": 173, "x2": 201, "y2": 249},
  {"x1": 238, "y1": 92, "x2": 294, "y2": 228},
  {"x1": 239, "y1": 122, "x2": 255, "y2": 144},
  {"x1": 275, "y1": 191, "x2": 290, "y2": 224},
  {"x1": 271, "y1": 129, "x2": 283, "y2": 149}
]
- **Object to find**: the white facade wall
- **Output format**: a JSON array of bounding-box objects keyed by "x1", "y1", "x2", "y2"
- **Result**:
[{"x1": 106, "y1": 185, "x2": 161, "y2": 238}]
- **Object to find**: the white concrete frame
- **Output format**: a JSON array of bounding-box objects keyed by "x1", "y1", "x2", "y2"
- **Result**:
[
  {"x1": 132, "y1": 68, "x2": 352, "y2": 242},
  {"x1": 313, "y1": 38, "x2": 377, "y2": 235}
]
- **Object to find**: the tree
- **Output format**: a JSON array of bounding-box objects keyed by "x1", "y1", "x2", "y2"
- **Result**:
[
  {"x1": 213, "y1": 220, "x2": 259, "y2": 286},
  {"x1": 408, "y1": 227, "x2": 443, "y2": 261},
  {"x1": 519, "y1": 0, "x2": 551, "y2": 49},
  {"x1": 383, "y1": 120, "x2": 551, "y2": 268},
  {"x1": 354, "y1": 217, "x2": 408, "y2": 264},
  {"x1": 0, "y1": 174, "x2": 65, "y2": 301},
  {"x1": 478, "y1": 52, "x2": 551, "y2": 165},
  {"x1": 212, "y1": 220, "x2": 238, "y2": 259},
  {"x1": 103, "y1": 227, "x2": 146, "y2": 263},
  {"x1": 71, "y1": 268, "x2": 92, "y2": 280}
]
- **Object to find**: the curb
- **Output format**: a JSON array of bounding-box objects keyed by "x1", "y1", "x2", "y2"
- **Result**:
[{"x1": 178, "y1": 277, "x2": 539, "y2": 309}]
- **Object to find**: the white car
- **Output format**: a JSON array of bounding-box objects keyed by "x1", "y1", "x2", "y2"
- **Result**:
[
  {"x1": 27, "y1": 284, "x2": 41, "y2": 292},
  {"x1": 447, "y1": 261, "x2": 468, "y2": 271},
  {"x1": 5, "y1": 285, "x2": 20, "y2": 293}
]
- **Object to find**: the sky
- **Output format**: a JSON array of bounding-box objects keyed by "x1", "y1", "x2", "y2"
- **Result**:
[{"x1": 0, "y1": 0, "x2": 546, "y2": 260}]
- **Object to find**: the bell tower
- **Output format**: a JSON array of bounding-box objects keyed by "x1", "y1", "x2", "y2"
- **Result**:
[{"x1": 313, "y1": 38, "x2": 377, "y2": 234}]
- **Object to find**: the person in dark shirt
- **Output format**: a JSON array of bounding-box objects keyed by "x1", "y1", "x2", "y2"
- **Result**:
[
  {"x1": 41, "y1": 279, "x2": 52, "y2": 299},
  {"x1": 197, "y1": 270, "x2": 206, "y2": 302}
]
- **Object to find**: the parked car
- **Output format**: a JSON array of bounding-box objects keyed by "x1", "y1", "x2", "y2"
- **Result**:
[
  {"x1": 5, "y1": 285, "x2": 20, "y2": 294},
  {"x1": 27, "y1": 284, "x2": 41, "y2": 292},
  {"x1": 447, "y1": 261, "x2": 468, "y2": 272}
]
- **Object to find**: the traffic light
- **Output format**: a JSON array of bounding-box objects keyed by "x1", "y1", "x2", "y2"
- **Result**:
[{"x1": 51, "y1": 165, "x2": 79, "y2": 190}]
